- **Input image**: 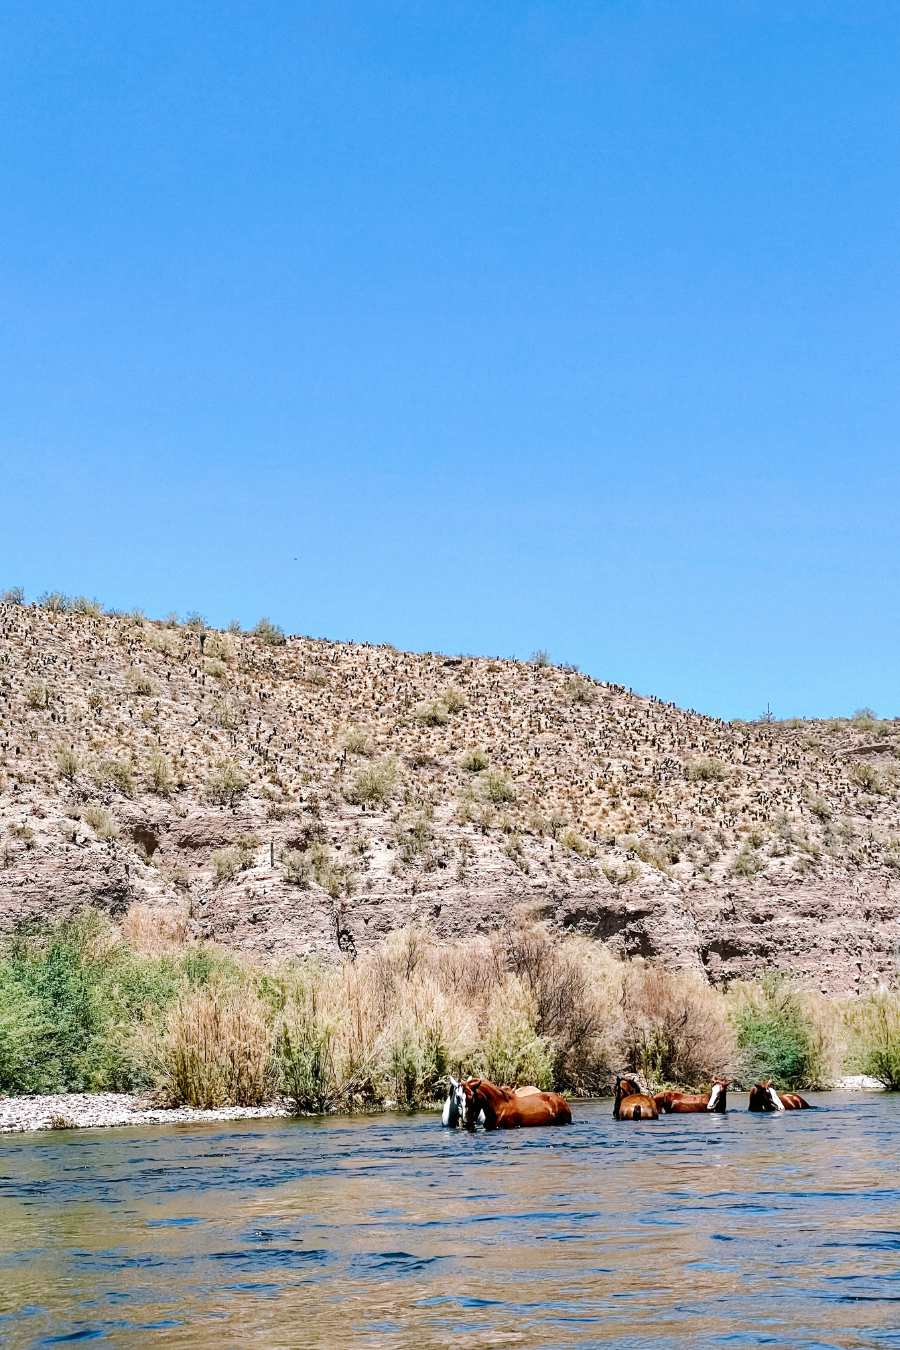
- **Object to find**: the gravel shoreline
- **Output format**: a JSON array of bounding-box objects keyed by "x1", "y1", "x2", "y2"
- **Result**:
[{"x1": 0, "y1": 1093, "x2": 293, "y2": 1135}]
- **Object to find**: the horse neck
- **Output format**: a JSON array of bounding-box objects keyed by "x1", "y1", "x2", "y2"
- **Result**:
[{"x1": 475, "y1": 1081, "x2": 505, "y2": 1124}]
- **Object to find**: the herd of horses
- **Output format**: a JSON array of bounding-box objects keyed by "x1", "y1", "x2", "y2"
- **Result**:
[{"x1": 441, "y1": 1075, "x2": 814, "y2": 1129}]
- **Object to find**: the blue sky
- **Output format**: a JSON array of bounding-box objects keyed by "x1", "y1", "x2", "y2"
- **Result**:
[{"x1": 3, "y1": 1, "x2": 898, "y2": 720}]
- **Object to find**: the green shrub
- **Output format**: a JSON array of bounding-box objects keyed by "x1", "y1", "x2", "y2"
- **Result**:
[
  {"x1": 730, "y1": 979, "x2": 828, "y2": 1089},
  {"x1": 461, "y1": 749, "x2": 489, "y2": 773},
  {"x1": 846, "y1": 994, "x2": 900, "y2": 1089},
  {"x1": 276, "y1": 1013, "x2": 337, "y2": 1113},
  {"x1": 0, "y1": 914, "x2": 180, "y2": 1093}
]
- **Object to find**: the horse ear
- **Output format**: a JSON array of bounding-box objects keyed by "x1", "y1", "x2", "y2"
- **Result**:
[{"x1": 449, "y1": 1075, "x2": 459, "y2": 1090}]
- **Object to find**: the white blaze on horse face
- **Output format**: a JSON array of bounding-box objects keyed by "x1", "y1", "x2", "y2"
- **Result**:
[
  {"x1": 706, "y1": 1083, "x2": 721, "y2": 1111},
  {"x1": 768, "y1": 1086, "x2": 786, "y2": 1111}
]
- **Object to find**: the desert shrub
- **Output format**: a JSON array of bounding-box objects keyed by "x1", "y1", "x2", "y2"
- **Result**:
[
  {"x1": 807, "y1": 794, "x2": 832, "y2": 822},
  {"x1": 482, "y1": 771, "x2": 516, "y2": 804},
  {"x1": 81, "y1": 805, "x2": 118, "y2": 841},
  {"x1": 1, "y1": 586, "x2": 25, "y2": 605},
  {"x1": 345, "y1": 757, "x2": 397, "y2": 807},
  {"x1": 530, "y1": 649, "x2": 551, "y2": 667},
  {"x1": 205, "y1": 759, "x2": 248, "y2": 808},
  {"x1": 94, "y1": 757, "x2": 136, "y2": 796},
  {"x1": 147, "y1": 987, "x2": 276, "y2": 1108},
  {"x1": 686, "y1": 757, "x2": 728, "y2": 782},
  {"x1": 204, "y1": 658, "x2": 227, "y2": 680},
  {"x1": 40, "y1": 591, "x2": 71, "y2": 613},
  {"x1": 559, "y1": 827, "x2": 591, "y2": 856},
  {"x1": 211, "y1": 847, "x2": 242, "y2": 882},
  {"x1": 146, "y1": 628, "x2": 179, "y2": 657},
  {"x1": 731, "y1": 845, "x2": 764, "y2": 878},
  {"x1": 253, "y1": 617, "x2": 286, "y2": 646},
  {"x1": 852, "y1": 762, "x2": 885, "y2": 795},
  {"x1": 845, "y1": 993, "x2": 900, "y2": 1089},
  {"x1": 70, "y1": 596, "x2": 103, "y2": 617},
  {"x1": 396, "y1": 813, "x2": 433, "y2": 864},
  {"x1": 443, "y1": 687, "x2": 467, "y2": 713},
  {"x1": 25, "y1": 682, "x2": 49, "y2": 710},
  {"x1": 212, "y1": 837, "x2": 258, "y2": 882},
  {"x1": 563, "y1": 676, "x2": 596, "y2": 705},
  {"x1": 603, "y1": 862, "x2": 639, "y2": 886},
  {"x1": 729, "y1": 979, "x2": 830, "y2": 1089},
  {"x1": 340, "y1": 725, "x2": 373, "y2": 757},
  {"x1": 618, "y1": 963, "x2": 732, "y2": 1088},
  {"x1": 282, "y1": 848, "x2": 312, "y2": 885},
  {"x1": 54, "y1": 745, "x2": 81, "y2": 782},
  {"x1": 148, "y1": 752, "x2": 174, "y2": 797},
  {"x1": 415, "y1": 699, "x2": 449, "y2": 727},
  {"x1": 127, "y1": 669, "x2": 156, "y2": 697},
  {"x1": 461, "y1": 748, "x2": 489, "y2": 773},
  {"x1": 205, "y1": 632, "x2": 236, "y2": 663},
  {"x1": 480, "y1": 983, "x2": 554, "y2": 1089}
]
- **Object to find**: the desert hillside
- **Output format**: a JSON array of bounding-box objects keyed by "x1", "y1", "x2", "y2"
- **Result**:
[{"x1": 0, "y1": 596, "x2": 897, "y2": 994}]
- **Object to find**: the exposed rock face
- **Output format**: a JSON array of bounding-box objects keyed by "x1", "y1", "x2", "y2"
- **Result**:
[{"x1": 0, "y1": 602, "x2": 897, "y2": 993}]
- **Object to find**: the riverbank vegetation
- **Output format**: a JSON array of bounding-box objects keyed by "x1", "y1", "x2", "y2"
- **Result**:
[{"x1": 0, "y1": 910, "x2": 897, "y2": 1109}]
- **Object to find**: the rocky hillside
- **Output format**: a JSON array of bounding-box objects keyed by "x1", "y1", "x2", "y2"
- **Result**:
[{"x1": 0, "y1": 599, "x2": 897, "y2": 994}]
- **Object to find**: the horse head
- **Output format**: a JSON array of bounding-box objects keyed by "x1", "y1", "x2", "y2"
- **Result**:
[
  {"x1": 706, "y1": 1078, "x2": 730, "y2": 1111},
  {"x1": 441, "y1": 1075, "x2": 467, "y2": 1127},
  {"x1": 748, "y1": 1081, "x2": 784, "y2": 1111}
]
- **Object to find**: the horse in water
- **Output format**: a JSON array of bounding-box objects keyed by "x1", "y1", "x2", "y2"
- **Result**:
[
  {"x1": 654, "y1": 1079, "x2": 729, "y2": 1114},
  {"x1": 613, "y1": 1075, "x2": 659, "y2": 1120},
  {"x1": 460, "y1": 1078, "x2": 572, "y2": 1130},
  {"x1": 441, "y1": 1078, "x2": 540, "y2": 1127},
  {"x1": 441, "y1": 1076, "x2": 467, "y2": 1127},
  {"x1": 748, "y1": 1081, "x2": 814, "y2": 1111}
]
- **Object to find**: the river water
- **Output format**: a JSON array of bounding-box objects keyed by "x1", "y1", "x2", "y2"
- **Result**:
[{"x1": 0, "y1": 1093, "x2": 897, "y2": 1349}]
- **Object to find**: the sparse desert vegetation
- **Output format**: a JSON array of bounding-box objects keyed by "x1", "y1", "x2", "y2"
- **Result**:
[{"x1": 0, "y1": 594, "x2": 897, "y2": 996}]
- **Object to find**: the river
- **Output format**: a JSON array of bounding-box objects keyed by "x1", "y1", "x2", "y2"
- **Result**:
[{"x1": 1, "y1": 1093, "x2": 897, "y2": 1348}]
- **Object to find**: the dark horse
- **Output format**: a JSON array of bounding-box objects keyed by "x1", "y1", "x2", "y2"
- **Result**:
[
  {"x1": 654, "y1": 1079, "x2": 729, "y2": 1114},
  {"x1": 613, "y1": 1075, "x2": 659, "y2": 1120},
  {"x1": 748, "y1": 1081, "x2": 815, "y2": 1111},
  {"x1": 460, "y1": 1078, "x2": 572, "y2": 1130}
]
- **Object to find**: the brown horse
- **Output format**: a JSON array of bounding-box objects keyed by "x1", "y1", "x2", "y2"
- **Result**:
[
  {"x1": 613, "y1": 1075, "x2": 659, "y2": 1120},
  {"x1": 460, "y1": 1078, "x2": 572, "y2": 1130},
  {"x1": 654, "y1": 1079, "x2": 730, "y2": 1114},
  {"x1": 748, "y1": 1081, "x2": 814, "y2": 1111}
]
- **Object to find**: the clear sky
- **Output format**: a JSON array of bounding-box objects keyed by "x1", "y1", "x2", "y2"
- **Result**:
[{"x1": 3, "y1": 2, "x2": 898, "y2": 720}]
